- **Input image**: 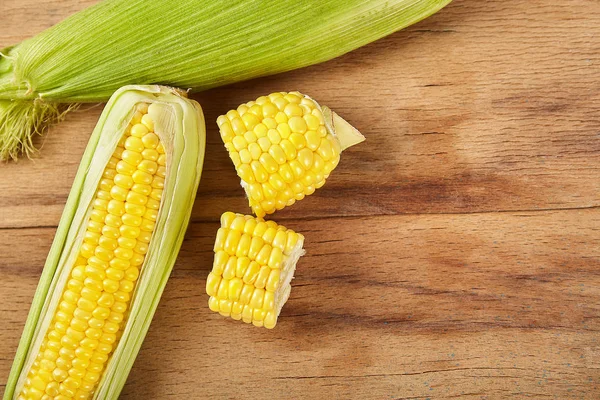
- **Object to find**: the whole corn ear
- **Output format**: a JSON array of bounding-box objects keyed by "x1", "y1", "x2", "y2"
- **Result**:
[
  {"x1": 0, "y1": 0, "x2": 452, "y2": 160},
  {"x1": 207, "y1": 212, "x2": 305, "y2": 329},
  {"x1": 218, "y1": 91, "x2": 364, "y2": 217},
  {"x1": 4, "y1": 85, "x2": 205, "y2": 400}
]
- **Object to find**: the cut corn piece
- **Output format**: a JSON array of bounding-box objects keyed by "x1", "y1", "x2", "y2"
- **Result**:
[
  {"x1": 5, "y1": 86, "x2": 205, "y2": 400},
  {"x1": 207, "y1": 212, "x2": 305, "y2": 329},
  {"x1": 218, "y1": 92, "x2": 365, "y2": 217}
]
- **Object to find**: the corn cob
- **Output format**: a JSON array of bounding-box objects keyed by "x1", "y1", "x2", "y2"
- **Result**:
[
  {"x1": 4, "y1": 85, "x2": 205, "y2": 400},
  {"x1": 217, "y1": 92, "x2": 364, "y2": 217},
  {"x1": 207, "y1": 212, "x2": 305, "y2": 329},
  {"x1": 0, "y1": 0, "x2": 452, "y2": 160}
]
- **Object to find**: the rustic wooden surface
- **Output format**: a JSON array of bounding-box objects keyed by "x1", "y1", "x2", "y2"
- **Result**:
[{"x1": 1, "y1": 1, "x2": 599, "y2": 399}]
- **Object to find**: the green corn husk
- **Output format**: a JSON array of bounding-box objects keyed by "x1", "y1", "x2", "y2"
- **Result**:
[
  {"x1": 0, "y1": 0, "x2": 451, "y2": 160},
  {"x1": 3, "y1": 85, "x2": 205, "y2": 400}
]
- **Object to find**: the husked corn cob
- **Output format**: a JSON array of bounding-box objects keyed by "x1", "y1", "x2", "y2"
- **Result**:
[
  {"x1": 18, "y1": 105, "x2": 164, "y2": 400},
  {"x1": 217, "y1": 92, "x2": 364, "y2": 217},
  {"x1": 207, "y1": 212, "x2": 305, "y2": 329},
  {"x1": 5, "y1": 86, "x2": 205, "y2": 400}
]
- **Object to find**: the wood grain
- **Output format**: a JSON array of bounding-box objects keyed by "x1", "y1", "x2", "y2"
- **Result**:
[{"x1": 1, "y1": 0, "x2": 599, "y2": 399}]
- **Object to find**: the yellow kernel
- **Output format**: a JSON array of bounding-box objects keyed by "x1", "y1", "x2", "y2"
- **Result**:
[
  {"x1": 208, "y1": 296, "x2": 220, "y2": 312},
  {"x1": 103, "y1": 168, "x2": 117, "y2": 180},
  {"x1": 250, "y1": 161, "x2": 269, "y2": 183},
  {"x1": 280, "y1": 140, "x2": 297, "y2": 161},
  {"x1": 141, "y1": 133, "x2": 159, "y2": 150},
  {"x1": 245, "y1": 183, "x2": 261, "y2": 201},
  {"x1": 242, "y1": 113, "x2": 260, "y2": 130},
  {"x1": 284, "y1": 103, "x2": 303, "y2": 117},
  {"x1": 232, "y1": 136, "x2": 248, "y2": 151},
  {"x1": 268, "y1": 144, "x2": 287, "y2": 165},
  {"x1": 112, "y1": 301, "x2": 127, "y2": 314},
  {"x1": 236, "y1": 284, "x2": 252, "y2": 306},
  {"x1": 297, "y1": 148, "x2": 314, "y2": 169},
  {"x1": 259, "y1": 153, "x2": 279, "y2": 174},
  {"x1": 236, "y1": 233, "x2": 251, "y2": 257},
  {"x1": 256, "y1": 244, "x2": 272, "y2": 266},
  {"x1": 244, "y1": 130, "x2": 258, "y2": 144},
  {"x1": 224, "y1": 230, "x2": 242, "y2": 255},
  {"x1": 220, "y1": 212, "x2": 236, "y2": 227},
  {"x1": 304, "y1": 114, "x2": 321, "y2": 130},
  {"x1": 231, "y1": 117, "x2": 246, "y2": 135},
  {"x1": 217, "y1": 115, "x2": 229, "y2": 127},
  {"x1": 83, "y1": 231, "x2": 100, "y2": 246},
  {"x1": 126, "y1": 191, "x2": 147, "y2": 206},
  {"x1": 263, "y1": 118, "x2": 277, "y2": 130},
  {"x1": 133, "y1": 241, "x2": 148, "y2": 255},
  {"x1": 114, "y1": 173, "x2": 134, "y2": 189},
  {"x1": 139, "y1": 112, "x2": 153, "y2": 130},
  {"x1": 267, "y1": 129, "x2": 281, "y2": 144},
  {"x1": 266, "y1": 269, "x2": 281, "y2": 292},
  {"x1": 263, "y1": 291, "x2": 275, "y2": 311},
  {"x1": 146, "y1": 198, "x2": 160, "y2": 210},
  {"x1": 137, "y1": 159, "x2": 158, "y2": 175},
  {"x1": 219, "y1": 122, "x2": 235, "y2": 142},
  {"x1": 254, "y1": 266, "x2": 271, "y2": 289},
  {"x1": 289, "y1": 133, "x2": 307, "y2": 150},
  {"x1": 242, "y1": 261, "x2": 261, "y2": 285},
  {"x1": 250, "y1": 288, "x2": 265, "y2": 308},
  {"x1": 142, "y1": 148, "x2": 159, "y2": 162},
  {"x1": 278, "y1": 164, "x2": 295, "y2": 183},
  {"x1": 132, "y1": 170, "x2": 153, "y2": 185},
  {"x1": 247, "y1": 142, "x2": 262, "y2": 160},
  {"x1": 284, "y1": 93, "x2": 302, "y2": 103},
  {"x1": 228, "y1": 278, "x2": 244, "y2": 301},
  {"x1": 122, "y1": 149, "x2": 143, "y2": 166},
  {"x1": 53, "y1": 368, "x2": 69, "y2": 382},
  {"x1": 317, "y1": 137, "x2": 335, "y2": 160},
  {"x1": 306, "y1": 130, "x2": 321, "y2": 151},
  {"x1": 235, "y1": 257, "x2": 251, "y2": 277},
  {"x1": 256, "y1": 136, "x2": 271, "y2": 152},
  {"x1": 272, "y1": 231, "x2": 288, "y2": 250},
  {"x1": 219, "y1": 299, "x2": 232, "y2": 315},
  {"x1": 130, "y1": 123, "x2": 148, "y2": 138},
  {"x1": 77, "y1": 297, "x2": 96, "y2": 313},
  {"x1": 122, "y1": 213, "x2": 142, "y2": 227},
  {"x1": 217, "y1": 278, "x2": 230, "y2": 299},
  {"x1": 239, "y1": 149, "x2": 252, "y2": 164},
  {"x1": 206, "y1": 272, "x2": 222, "y2": 297},
  {"x1": 268, "y1": 247, "x2": 283, "y2": 269},
  {"x1": 149, "y1": 188, "x2": 163, "y2": 201},
  {"x1": 144, "y1": 208, "x2": 157, "y2": 221},
  {"x1": 288, "y1": 116, "x2": 307, "y2": 133},
  {"x1": 114, "y1": 289, "x2": 131, "y2": 302},
  {"x1": 273, "y1": 96, "x2": 288, "y2": 110},
  {"x1": 255, "y1": 102, "x2": 276, "y2": 118},
  {"x1": 268, "y1": 173, "x2": 286, "y2": 192},
  {"x1": 230, "y1": 215, "x2": 246, "y2": 231}
]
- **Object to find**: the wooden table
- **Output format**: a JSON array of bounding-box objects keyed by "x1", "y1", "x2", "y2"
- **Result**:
[{"x1": 2, "y1": 1, "x2": 599, "y2": 398}]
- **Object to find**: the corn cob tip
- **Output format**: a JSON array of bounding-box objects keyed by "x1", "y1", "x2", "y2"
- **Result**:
[
  {"x1": 207, "y1": 212, "x2": 305, "y2": 329},
  {"x1": 217, "y1": 91, "x2": 364, "y2": 217}
]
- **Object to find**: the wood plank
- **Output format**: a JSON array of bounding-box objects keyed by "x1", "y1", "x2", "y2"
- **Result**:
[
  {"x1": 1, "y1": 210, "x2": 599, "y2": 398},
  {"x1": 1, "y1": 0, "x2": 599, "y2": 229}
]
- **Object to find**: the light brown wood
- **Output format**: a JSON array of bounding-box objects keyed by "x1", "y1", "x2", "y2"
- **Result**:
[{"x1": 1, "y1": 0, "x2": 599, "y2": 399}]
